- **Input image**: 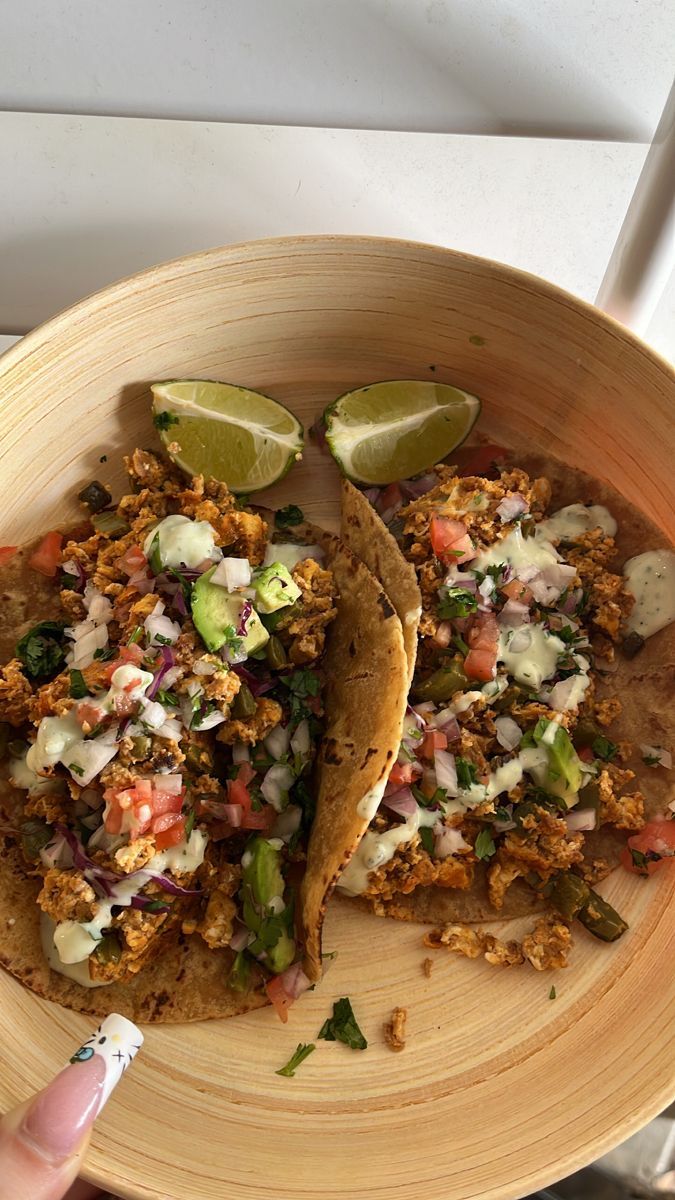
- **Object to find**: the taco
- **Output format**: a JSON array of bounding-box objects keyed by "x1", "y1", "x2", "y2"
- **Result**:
[
  {"x1": 338, "y1": 449, "x2": 675, "y2": 958},
  {"x1": 0, "y1": 448, "x2": 406, "y2": 1021}
]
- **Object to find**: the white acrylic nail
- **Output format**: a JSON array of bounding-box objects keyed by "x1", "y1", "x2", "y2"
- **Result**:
[{"x1": 69, "y1": 1012, "x2": 143, "y2": 1113}]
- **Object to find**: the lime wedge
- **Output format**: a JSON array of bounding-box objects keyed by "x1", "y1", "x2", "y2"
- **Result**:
[
  {"x1": 323, "y1": 380, "x2": 481, "y2": 485},
  {"x1": 151, "y1": 380, "x2": 304, "y2": 493}
]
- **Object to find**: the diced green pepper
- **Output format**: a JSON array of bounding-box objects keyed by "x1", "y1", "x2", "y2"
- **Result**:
[
  {"x1": 413, "y1": 660, "x2": 470, "y2": 703},
  {"x1": 232, "y1": 683, "x2": 257, "y2": 718},
  {"x1": 94, "y1": 932, "x2": 122, "y2": 964},
  {"x1": 265, "y1": 635, "x2": 287, "y2": 670},
  {"x1": 21, "y1": 819, "x2": 54, "y2": 861}
]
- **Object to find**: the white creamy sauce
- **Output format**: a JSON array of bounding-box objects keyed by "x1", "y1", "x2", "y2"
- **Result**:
[
  {"x1": 50, "y1": 830, "x2": 208, "y2": 966},
  {"x1": 498, "y1": 623, "x2": 565, "y2": 690},
  {"x1": 356, "y1": 779, "x2": 388, "y2": 821},
  {"x1": 263, "y1": 542, "x2": 323, "y2": 571},
  {"x1": 338, "y1": 805, "x2": 437, "y2": 896},
  {"x1": 143, "y1": 514, "x2": 218, "y2": 570},
  {"x1": 472, "y1": 525, "x2": 560, "y2": 577},
  {"x1": 103, "y1": 665, "x2": 154, "y2": 711},
  {"x1": 26, "y1": 712, "x2": 82, "y2": 775},
  {"x1": 9, "y1": 755, "x2": 62, "y2": 794},
  {"x1": 41, "y1": 914, "x2": 110, "y2": 988},
  {"x1": 623, "y1": 549, "x2": 675, "y2": 639},
  {"x1": 536, "y1": 504, "x2": 617, "y2": 542}
]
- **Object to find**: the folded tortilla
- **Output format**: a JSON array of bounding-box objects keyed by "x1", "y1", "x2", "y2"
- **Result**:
[
  {"x1": 339, "y1": 456, "x2": 675, "y2": 926},
  {"x1": 0, "y1": 529, "x2": 408, "y2": 1019}
]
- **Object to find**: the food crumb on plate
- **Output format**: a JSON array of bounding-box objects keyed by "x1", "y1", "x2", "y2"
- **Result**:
[
  {"x1": 422, "y1": 956, "x2": 433, "y2": 977},
  {"x1": 384, "y1": 1006, "x2": 407, "y2": 1052}
]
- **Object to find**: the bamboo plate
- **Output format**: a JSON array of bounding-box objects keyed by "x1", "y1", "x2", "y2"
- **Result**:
[{"x1": 0, "y1": 237, "x2": 673, "y2": 1200}]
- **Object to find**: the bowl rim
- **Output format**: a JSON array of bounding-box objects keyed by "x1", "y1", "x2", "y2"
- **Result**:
[{"x1": 0, "y1": 233, "x2": 673, "y2": 386}]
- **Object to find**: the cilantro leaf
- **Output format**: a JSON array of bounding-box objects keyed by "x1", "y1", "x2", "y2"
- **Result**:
[
  {"x1": 16, "y1": 621, "x2": 67, "y2": 680},
  {"x1": 474, "y1": 828, "x2": 496, "y2": 860},
  {"x1": 153, "y1": 410, "x2": 179, "y2": 431},
  {"x1": 275, "y1": 1042, "x2": 316, "y2": 1077},
  {"x1": 592, "y1": 735, "x2": 618, "y2": 762},
  {"x1": 437, "y1": 586, "x2": 478, "y2": 620},
  {"x1": 419, "y1": 825, "x2": 434, "y2": 854},
  {"x1": 275, "y1": 505, "x2": 304, "y2": 529},
  {"x1": 68, "y1": 762, "x2": 85, "y2": 777},
  {"x1": 548, "y1": 985, "x2": 557, "y2": 1000},
  {"x1": 630, "y1": 847, "x2": 663, "y2": 874},
  {"x1": 69, "y1": 669, "x2": 87, "y2": 699},
  {"x1": 318, "y1": 997, "x2": 367, "y2": 1050},
  {"x1": 456, "y1": 757, "x2": 478, "y2": 789}
]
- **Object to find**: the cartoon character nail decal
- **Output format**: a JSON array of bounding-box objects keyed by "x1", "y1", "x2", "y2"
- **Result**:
[{"x1": 69, "y1": 1013, "x2": 143, "y2": 1113}]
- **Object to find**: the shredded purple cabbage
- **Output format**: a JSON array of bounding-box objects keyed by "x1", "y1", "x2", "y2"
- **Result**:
[
  {"x1": 147, "y1": 644, "x2": 176, "y2": 700},
  {"x1": 130, "y1": 894, "x2": 170, "y2": 913},
  {"x1": 232, "y1": 663, "x2": 274, "y2": 696},
  {"x1": 236, "y1": 600, "x2": 253, "y2": 637},
  {"x1": 147, "y1": 872, "x2": 201, "y2": 897},
  {"x1": 56, "y1": 824, "x2": 119, "y2": 897}
]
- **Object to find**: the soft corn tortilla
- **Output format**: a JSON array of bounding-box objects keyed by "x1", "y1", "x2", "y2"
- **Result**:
[
  {"x1": 0, "y1": 532, "x2": 408, "y2": 1017},
  {"x1": 340, "y1": 454, "x2": 675, "y2": 926},
  {"x1": 300, "y1": 531, "x2": 409, "y2": 980}
]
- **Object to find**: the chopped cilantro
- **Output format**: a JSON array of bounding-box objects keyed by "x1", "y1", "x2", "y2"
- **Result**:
[
  {"x1": 16, "y1": 621, "x2": 67, "y2": 680},
  {"x1": 142, "y1": 898, "x2": 171, "y2": 913},
  {"x1": 642, "y1": 752, "x2": 662, "y2": 767},
  {"x1": 184, "y1": 807, "x2": 196, "y2": 839},
  {"x1": 275, "y1": 505, "x2": 304, "y2": 529},
  {"x1": 154, "y1": 633, "x2": 174, "y2": 646},
  {"x1": 99, "y1": 454, "x2": 108, "y2": 462},
  {"x1": 318, "y1": 997, "x2": 367, "y2": 1050},
  {"x1": 555, "y1": 624, "x2": 578, "y2": 646},
  {"x1": 494, "y1": 806, "x2": 511, "y2": 823},
  {"x1": 456, "y1": 757, "x2": 478, "y2": 789},
  {"x1": 411, "y1": 784, "x2": 446, "y2": 809},
  {"x1": 453, "y1": 634, "x2": 470, "y2": 657},
  {"x1": 127, "y1": 625, "x2": 144, "y2": 645},
  {"x1": 419, "y1": 825, "x2": 435, "y2": 854},
  {"x1": 69, "y1": 669, "x2": 87, "y2": 699},
  {"x1": 592, "y1": 735, "x2": 618, "y2": 762},
  {"x1": 630, "y1": 847, "x2": 663, "y2": 874},
  {"x1": 68, "y1": 762, "x2": 85, "y2": 777},
  {"x1": 228, "y1": 950, "x2": 251, "y2": 992},
  {"x1": 93, "y1": 646, "x2": 116, "y2": 661},
  {"x1": 221, "y1": 624, "x2": 244, "y2": 655},
  {"x1": 437, "y1": 586, "x2": 478, "y2": 620},
  {"x1": 474, "y1": 828, "x2": 496, "y2": 860},
  {"x1": 280, "y1": 669, "x2": 320, "y2": 723},
  {"x1": 156, "y1": 689, "x2": 179, "y2": 707},
  {"x1": 153, "y1": 410, "x2": 179, "y2": 431},
  {"x1": 148, "y1": 533, "x2": 163, "y2": 575},
  {"x1": 548, "y1": 985, "x2": 557, "y2": 1000},
  {"x1": 275, "y1": 1042, "x2": 316, "y2": 1077}
]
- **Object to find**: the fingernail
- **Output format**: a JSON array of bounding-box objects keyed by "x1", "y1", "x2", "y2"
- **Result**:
[{"x1": 21, "y1": 1013, "x2": 143, "y2": 1162}]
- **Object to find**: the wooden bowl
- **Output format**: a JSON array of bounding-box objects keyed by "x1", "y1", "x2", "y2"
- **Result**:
[{"x1": 0, "y1": 236, "x2": 673, "y2": 1200}]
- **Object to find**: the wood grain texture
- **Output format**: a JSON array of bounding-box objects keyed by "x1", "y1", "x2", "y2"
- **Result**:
[{"x1": 0, "y1": 236, "x2": 673, "y2": 1200}]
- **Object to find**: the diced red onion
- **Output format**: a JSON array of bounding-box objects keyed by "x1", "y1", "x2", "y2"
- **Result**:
[
  {"x1": 80, "y1": 787, "x2": 102, "y2": 809},
  {"x1": 210, "y1": 557, "x2": 251, "y2": 590},
  {"x1": 229, "y1": 925, "x2": 251, "y2": 952},
  {"x1": 494, "y1": 715, "x2": 522, "y2": 751},
  {"x1": 478, "y1": 576, "x2": 495, "y2": 601},
  {"x1": 151, "y1": 773, "x2": 183, "y2": 794},
  {"x1": 67, "y1": 621, "x2": 109, "y2": 669},
  {"x1": 236, "y1": 600, "x2": 253, "y2": 637},
  {"x1": 141, "y1": 700, "x2": 168, "y2": 731},
  {"x1": 55, "y1": 824, "x2": 119, "y2": 896},
  {"x1": 39, "y1": 832, "x2": 70, "y2": 870},
  {"x1": 509, "y1": 627, "x2": 533, "y2": 654},
  {"x1": 278, "y1": 961, "x2": 312, "y2": 1000},
  {"x1": 493, "y1": 815, "x2": 517, "y2": 833},
  {"x1": 434, "y1": 749, "x2": 458, "y2": 795},
  {"x1": 561, "y1": 587, "x2": 583, "y2": 615},
  {"x1": 129, "y1": 570, "x2": 155, "y2": 595},
  {"x1": 222, "y1": 803, "x2": 243, "y2": 827},
  {"x1": 640, "y1": 744, "x2": 672, "y2": 769},
  {"x1": 290, "y1": 718, "x2": 311, "y2": 758},
  {"x1": 547, "y1": 676, "x2": 587, "y2": 711},
  {"x1": 434, "y1": 620, "x2": 452, "y2": 647},
  {"x1": 362, "y1": 487, "x2": 380, "y2": 505},
  {"x1": 261, "y1": 763, "x2": 294, "y2": 811},
  {"x1": 529, "y1": 563, "x2": 577, "y2": 605},
  {"x1": 64, "y1": 735, "x2": 120, "y2": 787},
  {"x1": 272, "y1": 804, "x2": 302, "y2": 841},
  {"x1": 496, "y1": 494, "x2": 528, "y2": 522},
  {"x1": 193, "y1": 658, "x2": 217, "y2": 677},
  {"x1": 433, "y1": 709, "x2": 461, "y2": 742},
  {"x1": 412, "y1": 702, "x2": 435, "y2": 723},
  {"x1": 516, "y1": 564, "x2": 539, "y2": 584},
  {"x1": 433, "y1": 824, "x2": 470, "y2": 858},
  {"x1": 565, "y1": 808, "x2": 597, "y2": 832},
  {"x1": 232, "y1": 663, "x2": 274, "y2": 696},
  {"x1": 145, "y1": 611, "x2": 181, "y2": 646},
  {"x1": 84, "y1": 584, "x2": 114, "y2": 624},
  {"x1": 62, "y1": 558, "x2": 87, "y2": 593},
  {"x1": 499, "y1": 598, "x2": 530, "y2": 628},
  {"x1": 156, "y1": 718, "x2": 183, "y2": 741},
  {"x1": 381, "y1": 787, "x2": 417, "y2": 817},
  {"x1": 147, "y1": 645, "x2": 176, "y2": 700},
  {"x1": 192, "y1": 708, "x2": 226, "y2": 732},
  {"x1": 265, "y1": 723, "x2": 291, "y2": 760},
  {"x1": 232, "y1": 741, "x2": 250, "y2": 764}
]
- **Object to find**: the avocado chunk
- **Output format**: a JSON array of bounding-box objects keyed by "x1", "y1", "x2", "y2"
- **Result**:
[
  {"x1": 191, "y1": 566, "x2": 269, "y2": 654},
  {"x1": 532, "y1": 718, "x2": 584, "y2": 802},
  {"x1": 253, "y1": 562, "x2": 302, "y2": 614},
  {"x1": 241, "y1": 837, "x2": 296, "y2": 974}
]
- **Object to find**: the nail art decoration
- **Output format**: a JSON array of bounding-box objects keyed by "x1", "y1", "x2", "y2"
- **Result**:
[{"x1": 69, "y1": 1012, "x2": 143, "y2": 1112}]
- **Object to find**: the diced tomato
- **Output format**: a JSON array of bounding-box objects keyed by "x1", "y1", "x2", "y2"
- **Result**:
[
  {"x1": 265, "y1": 975, "x2": 294, "y2": 1023},
  {"x1": 375, "y1": 482, "x2": 403, "y2": 521},
  {"x1": 0, "y1": 546, "x2": 17, "y2": 567},
  {"x1": 622, "y1": 819, "x2": 675, "y2": 876},
  {"x1": 118, "y1": 545, "x2": 148, "y2": 576},
  {"x1": 429, "y1": 515, "x2": 475, "y2": 565},
  {"x1": 465, "y1": 612, "x2": 499, "y2": 680},
  {"x1": 452, "y1": 443, "x2": 508, "y2": 478},
  {"x1": 153, "y1": 813, "x2": 186, "y2": 850},
  {"x1": 578, "y1": 746, "x2": 594, "y2": 764},
  {"x1": 28, "y1": 531, "x2": 64, "y2": 577},
  {"x1": 76, "y1": 701, "x2": 108, "y2": 731},
  {"x1": 241, "y1": 805, "x2": 276, "y2": 831},
  {"x1": 237, "y1": 762, "x2": 256, "y2": 788},
  {"x1": 227, "y1": 776, "x2": 252, "y2": 811},
  {"x1": 421, "y1": 729, "x2": 448, "y2": 758},
  {"x1": 103, "y1": 641, "x2": 146, "y2": 683},
  {"x1": 389, "y1": 761, "x2": 417, "y2": 786},
  {"x1": 104, "y1": 777, "x2": 185, "y2": 839},
  {"x1": 151, "y1": 788, "x2": 184, "y2": 816},
  {"x1": 226, "y1": 762, "x2": 274, "y2": 830},
  {"x1": 501, "y1": 578, "x2": 533, "y2": 605}
]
